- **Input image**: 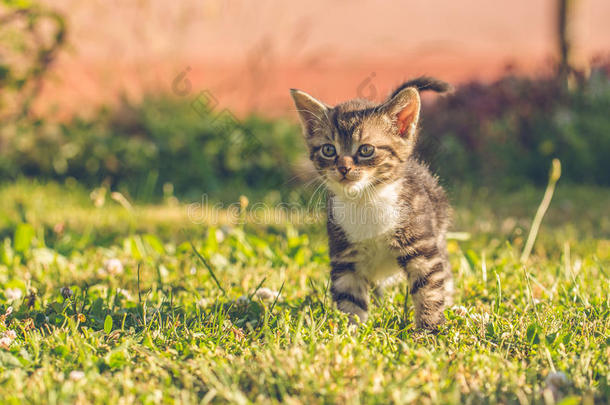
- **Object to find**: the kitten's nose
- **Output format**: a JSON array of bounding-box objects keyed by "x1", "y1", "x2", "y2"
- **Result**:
[
  {"x1": 338, "y1": 166, "x2": 350, "y2": 176},
  {"x1": 337, "y1": 156, "x2": 353, "y2": 176}
]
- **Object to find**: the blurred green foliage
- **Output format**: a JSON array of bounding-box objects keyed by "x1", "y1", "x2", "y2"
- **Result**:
[
  {"x1": 0, "y1": 97, "x2": 303, "y2": 201},
  {"x1": 420, "y1": 65, "x2": 610, "y2": 188},
  {"x1": 2, "y1": 69, "x2": 610, "y2": 201}
]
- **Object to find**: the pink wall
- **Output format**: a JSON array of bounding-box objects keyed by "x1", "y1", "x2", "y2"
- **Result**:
[{"x1": 37, "y1": 0, "x2": 610, "y2": 117}]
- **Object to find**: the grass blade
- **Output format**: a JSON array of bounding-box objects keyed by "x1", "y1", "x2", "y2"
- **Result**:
[
  {"x1": 248, "y1": 277, "x2": 267, "y2": 301},
  {"x1": 521, "y1": 159, "x2": 561, "y2": 263},
  {"x1": 188, "y1": 239, "x2": 226, "y2": 296},
  {"x1": 269, "y1": 280, "x2": 285, "y2": 314}
]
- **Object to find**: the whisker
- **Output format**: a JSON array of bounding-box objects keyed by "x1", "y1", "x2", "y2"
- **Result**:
[{"x1": 307, "y1": 178, "x2": 327, "y2": 210}]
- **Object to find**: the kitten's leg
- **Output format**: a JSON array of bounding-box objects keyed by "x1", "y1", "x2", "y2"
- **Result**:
[
  {"x1": 437, "y1": 236, "x2": 454, "y2": 306},
  {"x1": 397, "y1": 241, "x2": 452, "y2": 330},
  {"x1": 330, "y1": 261, "x2": 370, "y2": 323}
]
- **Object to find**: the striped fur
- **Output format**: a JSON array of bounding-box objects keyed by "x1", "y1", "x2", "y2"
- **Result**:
[{"x1": 291, "y1": 78, "x2": 453, "y2": 330}]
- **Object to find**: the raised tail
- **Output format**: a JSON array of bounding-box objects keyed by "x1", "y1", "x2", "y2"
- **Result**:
[{"x1": 390, "y1": 76, "x2": 453, "y2": 98}]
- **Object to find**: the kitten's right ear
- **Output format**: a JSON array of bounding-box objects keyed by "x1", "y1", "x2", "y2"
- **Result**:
[
  {"x1": 379, "y1": 87, "x2": 421, "y2": 139},
  {"x1": 290, "y1": 89, "x2": 329, "y2": 136}
]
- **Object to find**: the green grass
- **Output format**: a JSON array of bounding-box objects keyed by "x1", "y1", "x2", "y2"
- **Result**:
[{"x1": 0, "y1": 180, "x2": 608, "y2": 404}]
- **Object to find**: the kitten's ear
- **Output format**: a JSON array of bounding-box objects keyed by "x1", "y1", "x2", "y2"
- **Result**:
[
  {"x1": 380, "y1": 87, "x2": 421, "y2": 138},
  {"x1": 290, "y1": 89, "x2": 330, "y2": 137}
]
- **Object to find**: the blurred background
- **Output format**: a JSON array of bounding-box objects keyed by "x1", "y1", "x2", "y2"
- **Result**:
[{"x1": 1, "y1": 0, "x2": 609, "y2": 203}]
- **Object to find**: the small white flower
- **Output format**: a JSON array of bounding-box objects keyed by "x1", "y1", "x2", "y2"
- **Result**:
[
  {"x1": 0, "y1": 330, "x2": 16, "y2": 349},
  {"x1": 104, "y1": 258, "x2": 124, "y2": 275},
  {"x1": 69, "y1": 370, "x2": 85, "y2": 381},
  {"x1": 60, "y1": 287, "x2": 73, "y2": 299},
  {"x1": 215, "y1": 228, "x2": 226, "y2": 243},
  {"x1": 451, "y1": 305, "x2": 469, "y2": 316},
  {"x1": 4, "y1": 330, "x2": 16, "y2": 340},
  {"x1": 116, "y1": 288, "x2": 132, "y2": 300},
  {"x1": 190, "y1": 267, "x2": 197, "y2": 275},
  {"x1": 236, "y1": 295, "x2": 249, "y2": 305},
  {"x1": 4, "y1": 306, "x2": 13, "y2": 316},
  {"x1": 196, "y1": 298, "x2": 210, "y2": 307},
  {"x1": 0, "y1": 336, "x2": 13, "y2": 349},
  {"x1": 470, "y1": 312, "x2": 490, "y2": 324},
  {"x1": 5, "y1": 288, "x2": 22, "y2": 301},
  {"x1": 152, "y1": 390, "x2": 162, "y2": 401},
  {"x1": 255, "y1": 287, "x2": 280, "y2": 301}
]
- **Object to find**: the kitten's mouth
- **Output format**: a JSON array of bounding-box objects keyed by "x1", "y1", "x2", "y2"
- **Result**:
[
  {"x1": 336, "y1": 173, "x2": 360, "y2": 183},
  {"x1": 326, "y1": 172, "x2": 370, "y2": 198}
]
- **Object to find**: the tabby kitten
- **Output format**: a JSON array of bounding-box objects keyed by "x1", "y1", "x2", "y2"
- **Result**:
[{"x1": 290, "y1": 77, "x2": 453, "y2": 330}]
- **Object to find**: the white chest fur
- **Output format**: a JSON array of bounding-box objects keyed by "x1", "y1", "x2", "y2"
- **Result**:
[
  {"x1": 330, "y1": 181, "x2": 402, "y2": 243},
  {"x1": 330, "y1": 182, "x2": 403, "y2": 282}
]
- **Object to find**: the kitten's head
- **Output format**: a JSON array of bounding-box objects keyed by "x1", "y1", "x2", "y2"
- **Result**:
[{"x1": 291, "y1": 78, "x2": 448, "y2": 198}]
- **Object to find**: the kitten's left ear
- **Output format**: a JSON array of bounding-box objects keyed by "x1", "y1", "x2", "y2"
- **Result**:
[
  {"x1": 380, "y1": 87, "x2": 421, "y2": 138},
  {"x1": 290, "y1": 89, "x2": 330, "y2": 137}
]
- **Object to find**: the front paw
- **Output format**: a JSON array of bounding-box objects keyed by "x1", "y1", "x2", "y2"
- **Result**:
[
  {"x1": 415, "y1": 313, "x2": 446, "y2": 332},
  {"x1": 336, "y1": 300, "x2": 369, "y2": 325},
  {"x1": 347, "y1": 311, "x2": 368, "y2": 326}
]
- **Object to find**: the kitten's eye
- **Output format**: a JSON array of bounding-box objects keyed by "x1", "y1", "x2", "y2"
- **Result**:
[
  {"x1": 321, "y1": 144, "x2": 336, "y2": 158},
  {"x1": 358, "y1": 144, "x2": 375, "y2": 158}
]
